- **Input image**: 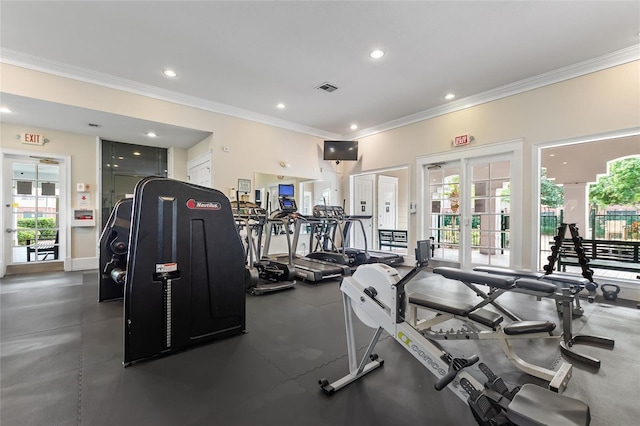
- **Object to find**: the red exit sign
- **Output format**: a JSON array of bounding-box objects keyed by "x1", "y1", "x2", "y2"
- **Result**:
[
  {"x1": 22, "y1": 133, "x2": 45, "y2": 145},
  {"x1": 453, "y1": 134, "x2": 471, "y2": 147}
]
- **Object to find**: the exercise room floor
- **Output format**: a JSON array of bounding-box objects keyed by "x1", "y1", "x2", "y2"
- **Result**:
[{"x1": 1, "y1": 266, "x2": 639, "y2": 426}]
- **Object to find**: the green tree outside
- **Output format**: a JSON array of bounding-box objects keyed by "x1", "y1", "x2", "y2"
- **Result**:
[
  {"x1": 589, "y1": 157, "x2": 640, "y2": 208},
  {"x1": 17, "y1": 218, "x2": 57, "y2": 245}
]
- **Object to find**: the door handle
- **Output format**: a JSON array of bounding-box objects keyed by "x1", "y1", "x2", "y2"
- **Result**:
[{"x1": 5, "y1": 228, "x2": 17, "y2": 233}]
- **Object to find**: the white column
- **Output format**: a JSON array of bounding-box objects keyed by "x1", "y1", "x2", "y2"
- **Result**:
[{"x1": 562, "y1": 183, "x2": 589, "y2": 235}]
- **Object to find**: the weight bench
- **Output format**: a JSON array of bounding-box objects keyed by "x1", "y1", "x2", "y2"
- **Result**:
[
  {"x1": 432, "y1": 267, "x2": 615, "y2": 368},
  {"x1": 320, "y1": 254, "x2": 592, "y2": 425},
  {"x1": 473, "y1": 265, "x2": 594, "y2": 315},
  {"x1": 407, "y1": 291, "x2": 572, "y2": 392}
]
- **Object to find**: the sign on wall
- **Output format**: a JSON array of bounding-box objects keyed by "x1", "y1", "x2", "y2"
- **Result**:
[
  {"x1": 22, "y1": 133, "x2": 46, "y2": 146},
  {"x1": 452, "y1": 134, "x2": 474, "y2": 147}
]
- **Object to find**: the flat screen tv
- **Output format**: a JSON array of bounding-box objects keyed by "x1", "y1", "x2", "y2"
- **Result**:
[
  {"x1": 278, "y1": 184, "x2": 294, "y2": 197},
  {"x1": 324, "y1": 140, "x2": 358, "y2": 161}
]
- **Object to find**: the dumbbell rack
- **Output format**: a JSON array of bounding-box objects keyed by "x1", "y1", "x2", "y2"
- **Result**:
[{"x1": 544, "y1": 223, "x2": 595, "y2": 281}]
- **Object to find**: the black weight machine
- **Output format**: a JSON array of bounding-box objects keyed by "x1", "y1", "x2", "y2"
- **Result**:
[{"x1": 99, "y1": 177, "x2": 247, "y2": 365}]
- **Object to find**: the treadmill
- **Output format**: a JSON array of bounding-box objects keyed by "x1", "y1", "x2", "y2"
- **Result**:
[
  {"x1": 264, "y1": 197, "x2": 351, "y2": 282},
  {"x1": 309, "y1": 204, "x2": 371, "y2": 268},
  {"x1": 340, "y1": 211, "x2": 404, "y2": 266}
]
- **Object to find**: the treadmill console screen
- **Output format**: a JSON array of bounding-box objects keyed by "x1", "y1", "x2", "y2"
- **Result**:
[{"x1": 279, "y1": 198, "x2": 298, "y2": 211}]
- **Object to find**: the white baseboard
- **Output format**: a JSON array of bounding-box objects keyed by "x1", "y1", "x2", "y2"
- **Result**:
[{"x1": 66, "y1": 256, "x2": 99, "y2": 271}]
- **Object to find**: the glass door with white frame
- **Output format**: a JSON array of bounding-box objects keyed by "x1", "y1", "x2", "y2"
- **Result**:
[
  {"x1": 5, "y1": 160, "x2": 60, "y2": 264},
  {"x1": 469, "y1": 159, "x2": 511, "y2": 267},
  {"x1": 427, "y1": 164, "x2": 461, "y2": 262}
]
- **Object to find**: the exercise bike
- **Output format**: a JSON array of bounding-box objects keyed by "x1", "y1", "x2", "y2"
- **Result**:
[{"x1": 319, "y1": 240, "x2": 591, "y2": 426}]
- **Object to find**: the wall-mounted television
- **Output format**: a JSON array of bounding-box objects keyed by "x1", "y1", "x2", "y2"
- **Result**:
[
  {"x1": 278, "y1": 184, "x2": 294, "y2": 197},
  {"x1": 323, "y1": 140, "x2": 358, "y2": 161}
]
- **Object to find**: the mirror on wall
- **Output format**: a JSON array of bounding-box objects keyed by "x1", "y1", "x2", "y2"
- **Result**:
[{"x1": 253, "y1": 173, "x2": 330, "y2": 216}]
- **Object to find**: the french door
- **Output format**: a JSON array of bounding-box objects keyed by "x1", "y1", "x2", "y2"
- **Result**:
[
  {"x1": 420, "y1": 141, "x2": 522, "y2": 269},
  {"x1": 468, "y1": 157, "x2": 511, "y2": 267},
  {"x1": 2, "y1": 154, "x2": 64, "y2": 268},
  {"x1": 426, "y1": 163, "x2": 461, "y2": 262}
]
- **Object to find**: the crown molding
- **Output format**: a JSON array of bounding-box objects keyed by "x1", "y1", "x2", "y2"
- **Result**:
[
  {"x1": 0, "y1": 48, "x2": 341, "y2": 140},
  {"x1": 2, "y1": 45, "x2": 638, "y2": 141},
  {"x1": 347, "y1": 44, "x2": 640, "y2": 140}
]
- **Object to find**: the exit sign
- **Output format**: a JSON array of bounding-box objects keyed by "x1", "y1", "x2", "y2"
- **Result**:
[
  {"x1": 453, "y1": 134, "x2": 471, "y2": 147},
  {"x1": 22, "y1": 133, "x2": 45, "y2": 146}
]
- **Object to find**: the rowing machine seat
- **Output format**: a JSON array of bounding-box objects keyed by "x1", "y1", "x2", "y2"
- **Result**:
[{"x1": 507, "y1": 383, "x2": 590, "y2": 426}]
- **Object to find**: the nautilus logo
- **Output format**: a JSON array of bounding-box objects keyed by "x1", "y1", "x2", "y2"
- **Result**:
[{"x1": 186, "y1": 199, "x2": 221, "y2": 210}]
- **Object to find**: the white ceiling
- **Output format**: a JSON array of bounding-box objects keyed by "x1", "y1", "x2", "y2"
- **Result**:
[{"x1": 0, "y1": 1, "x2": 639, "y2": 148}]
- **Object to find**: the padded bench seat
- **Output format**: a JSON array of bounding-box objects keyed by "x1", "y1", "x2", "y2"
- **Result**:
[
  {"x1": 514, "y1": 278, "x2": 557, "y2": 294},
  {"x1": 540, "y1": 274, "x2": 591, "y2": 287},
  {"x1": 473, "y1": 266, "x2": 591, "y2": 288},
  {"x1": 473, "y1": 266, "x2": 543, "y2": 280},
  {"x1": 408, "y1": 292, "x2": 503, "y2": 329},
  {"x1": 433, "y1": 267, "x2": 516, "y2": 289},
  {"x1": 503, "y1": 320, "x2": 556, "y2": 336}
]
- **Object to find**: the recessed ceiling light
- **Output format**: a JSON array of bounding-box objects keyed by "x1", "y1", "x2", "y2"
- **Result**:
[
  {"x1": 113, "y1": 164, "x2": 119, "y2": 168},
  {"x1": 562, "y1": 161, "x2": 568, "y2": 165},
  {"x1": 163, "y1": 69, "x2": 177, "y2": 77},
  {"x1": 445, "y1": 93, "x2": 456, "y2": 100},
  {"x1": 118, "y1": 156, "x2": 124, "y2": 160},
  {"x1": 350, "y1": 124, "x2": 358, "y2": 130},
  {"x1": 133, "y1": 152, "x2": 142, "y2": 156},
  {"x1": 276, "y1": 103, "x2": 286, "y2": 109},
  {"x1": 549, "y1": 154, "x2": 556, "y2": 157},
  {"x1": 0, "y1": 107, "x2": 12, "y2": 113},
  {"x1": 146, "y1": 132, "x2": 157, "y2": 137},
  {"x1": 370, "y1": 50, "x2": 384, "y2": 59}
]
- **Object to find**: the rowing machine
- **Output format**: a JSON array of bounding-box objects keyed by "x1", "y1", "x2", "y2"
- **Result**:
[{"x1": 319, "y1": 242, "x2": 591, "y2": 425}]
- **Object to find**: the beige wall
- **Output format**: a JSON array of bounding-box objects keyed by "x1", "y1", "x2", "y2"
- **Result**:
[
  {"x1": 1, "y1": 123, "x2": 98, "y2": 264},
  {"x1": 168, "y1": 147, "x2": 188, "y2": 181},
  {"x1": 187, "y1": 118, "x2": 327, "y2": 195},
  {"x1": 1, "y1": 61, "x2": 638, "y2": 274},
  {"x1": 345, "y1": 61, "x2": 640, "y2": 269}
]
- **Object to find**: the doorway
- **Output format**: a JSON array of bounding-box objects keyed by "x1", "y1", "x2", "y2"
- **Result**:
[
  {"x1": 2, "y1": 152, "x2": 67, "y2": 276},
  {"x1": 351, "y1": 168, "x2": 408, "y2": 252},
  {"x1": 418, "y1": 140, "x2": 522, "y2": 269}
]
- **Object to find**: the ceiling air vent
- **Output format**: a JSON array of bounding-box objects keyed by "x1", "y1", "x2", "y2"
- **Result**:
[{"x1": 316, "y1": 82, "x2": 339, "y2": 93}]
